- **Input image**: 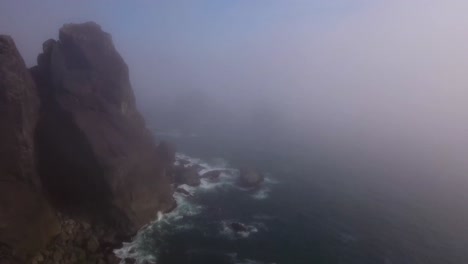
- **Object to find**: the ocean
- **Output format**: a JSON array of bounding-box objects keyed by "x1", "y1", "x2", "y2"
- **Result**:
[{"x1": 115, "y1": 132, "x2": 468, "y2": 264}]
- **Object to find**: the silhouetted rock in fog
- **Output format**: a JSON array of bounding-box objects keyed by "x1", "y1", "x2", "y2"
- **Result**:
[
  {"x1": 0, "y1": 35, "x2": 59, "y2": 258},
  {"x1": 0, "y1": 22, "x2": 176, "y2": 263},
  {"x1": 31, "y1": 22, "x2": 175, "y2": 233}
]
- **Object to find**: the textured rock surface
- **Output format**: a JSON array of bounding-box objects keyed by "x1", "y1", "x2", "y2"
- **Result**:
[
  {"x1": 0, "y1": 35, "x2": 59, "y2": 256},
  {"x1": 30, "y1": 22, "x2": 175, "y2": 234},
  {"x1": 28, "y1": 213, "x2": 122, "y2": 264}
]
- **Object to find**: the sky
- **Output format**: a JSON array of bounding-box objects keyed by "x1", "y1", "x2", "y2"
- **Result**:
[{"x1": 1, "y1": 0, "x2": 468, "y2": 179}]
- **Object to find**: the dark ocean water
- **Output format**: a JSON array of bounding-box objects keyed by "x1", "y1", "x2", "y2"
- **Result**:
[{"x1": 116, "y1": 132, "x2": 468, "y2": 264}]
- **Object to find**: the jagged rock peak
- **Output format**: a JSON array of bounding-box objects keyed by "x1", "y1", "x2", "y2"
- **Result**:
[
  {"x1": 0, "y1": 34, "x2": 59, "y2": 257},
  {"x1": 32, "y1": 22, "x2": 175, "y2": 234}
]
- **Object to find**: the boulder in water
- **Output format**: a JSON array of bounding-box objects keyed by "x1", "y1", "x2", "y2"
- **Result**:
[
  {"x1": 174, "y1": 166, "x2": 201, "y2": 186},
  {"x1": 201, "y1": 170, "x2": 222, "y2": 183},
  {"x1": 175, "y1": 187, "x2": 192, "y2": 196},
  {"x1": 230, "y1": 222, "x2": 248, "y2": 233},
  {"x1": 177, "y1": 159, "x2": 190, "y2": 166},
  {"x1": 238, "y1": 168, "x2": 264, "y2": 188},
  {"x1": 187, "y1": 163, "x2": 206, "y2": 173}
]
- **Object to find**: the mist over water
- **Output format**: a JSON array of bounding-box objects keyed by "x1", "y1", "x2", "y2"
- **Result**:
[{"x1": 3, "y1": 0, "x2": 468, "y2": 263}]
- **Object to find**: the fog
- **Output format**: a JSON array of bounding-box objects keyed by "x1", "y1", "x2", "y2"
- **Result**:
[{"x1": 1, "y1": 0, "x2": 468, "y2": 182}]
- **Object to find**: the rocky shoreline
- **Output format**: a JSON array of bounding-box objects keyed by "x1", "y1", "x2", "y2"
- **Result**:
[{"x1": 0, "y1": 21, "x2": 265, "y2": 264}]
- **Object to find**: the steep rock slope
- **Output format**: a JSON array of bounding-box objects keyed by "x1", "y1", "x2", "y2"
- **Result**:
[
  {"x1": 0, "y1": 35, "x2": 59, "y2": 257},
  {"x1": 30, "y1": 22, "x2": 174, "y2": 235}
]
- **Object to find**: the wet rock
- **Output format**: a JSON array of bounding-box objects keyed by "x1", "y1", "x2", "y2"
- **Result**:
[
  {"x1": 230, "y1": 222, "x2": 248, "y2": 233},
  {"x1": 187, "y1": 163, "x2": 205, "y2": 173},
  {"x1": 175, "y1": 187, "x2": 192, "y2": 196},
  {"x1": 174, "y1": 166, "x2": 201, "y2": 186},
  {"x1": 163, "y1": 199, "x2": 178, "y2": 213},
  {"x1": 238, "y1": 168, "x2": 264, "y2": 188},
  {"x1": 201, "y1": 170, "x2": 222, "y2": 182},
  {"x1": 177, "y1": 159, "x2": 190, "y2": 166}
]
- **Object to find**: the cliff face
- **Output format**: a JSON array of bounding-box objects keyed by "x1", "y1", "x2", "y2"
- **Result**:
[
  {"x1": 30, "y1": 22, "x2": 175, "y2": 234},
  {"x1": 0, "y1": 36, "x2": 59, "y2": 255}
]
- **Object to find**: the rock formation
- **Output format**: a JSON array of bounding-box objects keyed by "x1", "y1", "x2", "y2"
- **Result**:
[
  {"x1": 0, "y1": 22, "x2": 176, "y2": 263},
  {"x1": 238, "y1": 168, "x2": 264, "y2": 188},
  {"x1": 201, "y1": 170, "x2": 222, "y2": 183},
  {"x1": 173, "y1": 166, "x2": 201, "y2": 187},
  {"x1": 0, "y1": 35, "x2": 60, "y2": 259},
  {"x1": 30, "y1": 22, "x2": 175, "y2": 234}
]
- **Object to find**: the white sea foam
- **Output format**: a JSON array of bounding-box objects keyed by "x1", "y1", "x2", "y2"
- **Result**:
[
  {"x1": 114, "y1": 235, "x2": 158, "y2": 264},
  {"x1": 264, "y1": 176, "x2": 280, "y2": 184},
  {"x1": 251, "y1": 186, "x2": 271, "y2": 200},
  {"x1": 116, "y1": 152, "x2": 278, "y2": 263}
]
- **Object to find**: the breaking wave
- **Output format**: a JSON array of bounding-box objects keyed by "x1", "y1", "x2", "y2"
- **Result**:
[{"x1": 115, "y1": 152, "x2": 278, "y2": 263}]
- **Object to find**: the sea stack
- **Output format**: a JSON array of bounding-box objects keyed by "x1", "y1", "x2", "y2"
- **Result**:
[{"x1": 31, "y1": 22, "x2": 175, "y2": 233}]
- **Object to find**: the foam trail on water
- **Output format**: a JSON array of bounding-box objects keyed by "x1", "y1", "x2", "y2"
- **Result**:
[{"x1": 115, "y1": 152, "x2": 278, "y2": 263}]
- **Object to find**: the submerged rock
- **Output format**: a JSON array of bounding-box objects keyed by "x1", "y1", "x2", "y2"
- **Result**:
[
  {"x1": 238, "y1": 168, "x2": 264, "y2": 188},
  {"x1": 230, "y1": 222, "x2": 248, "y2": 233},
  {"x1": 0, "y1": 35, "x2": 60, "y2": 256}
]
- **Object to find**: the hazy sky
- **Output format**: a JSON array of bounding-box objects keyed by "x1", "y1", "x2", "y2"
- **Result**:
[{"x1": 1, "y1": 0, "x2": 468, "y2": 177}]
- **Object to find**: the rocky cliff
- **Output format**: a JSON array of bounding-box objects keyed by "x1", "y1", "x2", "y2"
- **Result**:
[
  {"x1": 0, "y1": 35, "x2": 59, "y2": 259},
  {"x1": 0, "y1": 22, "x2": 175, "y2": 263}
]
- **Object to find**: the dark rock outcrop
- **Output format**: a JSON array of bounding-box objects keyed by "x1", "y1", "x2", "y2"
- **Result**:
[
  {"x1": 201, "y1": 170, "x2": 222, "y2": 183},
  {"x1": 238, "y1": 168, "x2": 264, "y2": 188},
  {"x1": 173, "y1": 166, "x2": 201, "y2": 186},
  {"x1": 156, "y1": 141, "x2": 176, "y2": 165},
  {"x1": 187, "y1": 163, "x2": 205, "y2": 173},
  {"x1": 230, "y1": 222, "x2": 248, "y2": 233},
  {"x1": 0, "y1": 22, "x2": 178, "y2": 263},
  {"x1": 0, "y1": 35, "x2": 60, "y2": 257},
  {"x1": 177, "y1": 159, "x2": 190, "y2": 166},
  {"x1": 30, "y1": 22, "x2": 174, "y2": 234},
  {"x1": 175, "y1": 187, "x2": 192, "y2": 196},
  {"x1": 28, "y1": 213, "x2": 122, "y2": 264}
]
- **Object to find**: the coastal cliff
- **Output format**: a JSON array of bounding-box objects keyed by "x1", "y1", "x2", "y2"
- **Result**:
[{"x1": 0, "y1": 22, "x2": 175, "y2": 263}]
